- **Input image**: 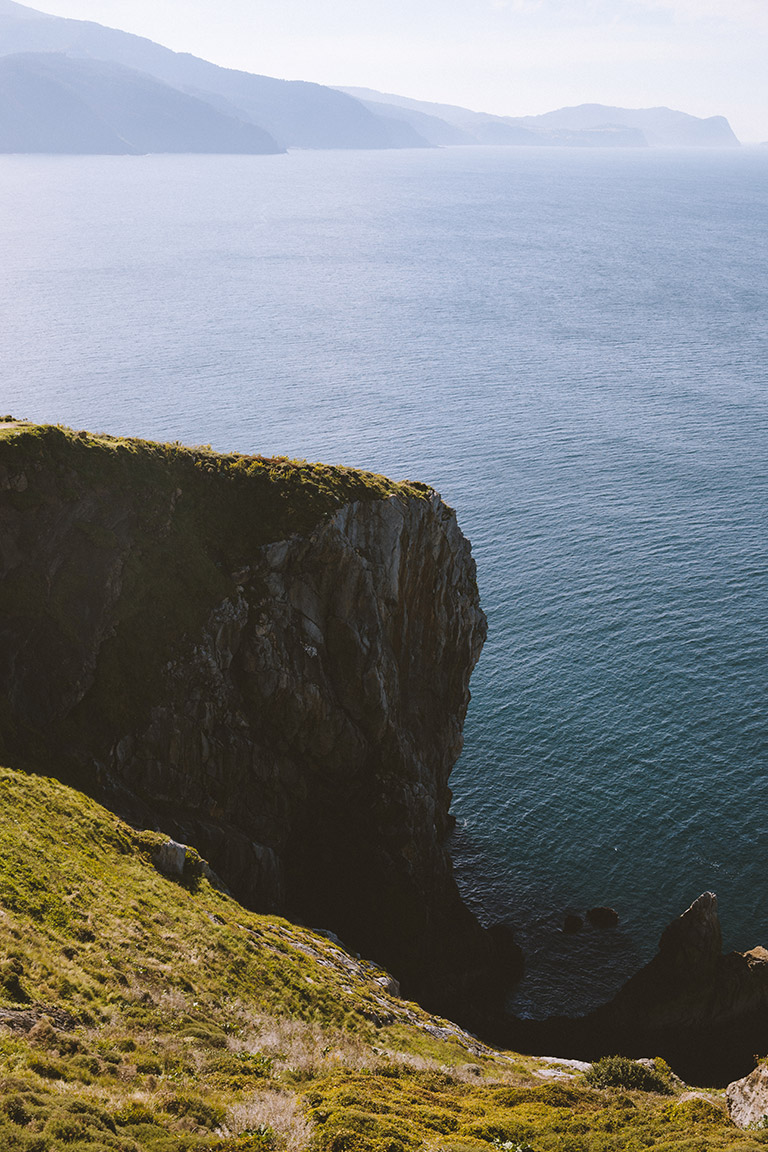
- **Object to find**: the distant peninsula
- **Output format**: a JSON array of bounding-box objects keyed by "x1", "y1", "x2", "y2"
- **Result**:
[
  {"x1": 339, "y1": 87, "x2": 741, "y2": 149},
  {"x1": 0, "y1": 0, "x2": 429, "y2": 152}
]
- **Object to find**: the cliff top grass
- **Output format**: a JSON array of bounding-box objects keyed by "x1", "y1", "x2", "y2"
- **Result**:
[
  {"x1": 1, "y1": 765, "x2": 766, "y2": 1152},
  {"x1": 0, "y1": 420, "x2": 430, "y2": 528}
]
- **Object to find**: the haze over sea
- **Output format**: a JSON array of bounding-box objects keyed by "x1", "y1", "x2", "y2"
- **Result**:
[{"x1": 2, "y1": 145, "x2": 767, "y2": 1017}]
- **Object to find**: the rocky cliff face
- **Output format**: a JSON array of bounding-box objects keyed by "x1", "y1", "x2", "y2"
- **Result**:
[{"x1": 0, "y1": 422, "x2": 501, "y2": 1009}]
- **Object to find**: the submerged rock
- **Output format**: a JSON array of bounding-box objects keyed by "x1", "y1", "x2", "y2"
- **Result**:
[{"x1": 587, "y1": 907, "x2": 618, "y2": 929}]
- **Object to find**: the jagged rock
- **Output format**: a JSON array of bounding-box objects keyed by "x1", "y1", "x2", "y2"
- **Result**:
[
  {"x1": 373, "y1": 973, "x2": 401, "y2": 997},
  {"x1": 727, "y1": 1063, "x2": 768, "y2": 1129},
  {"x1": 593, "y1": 893, "x2": 724, "y2": 1032},
  {"x1": 658, "y1": 890, "x2": 721, "y2": 962},
  {"x1": 569, "y1": 893, "x2": 768, "y2": 1082},
  {"x1": 586, "y1": 906, "x2": 619, "y2": 929}
]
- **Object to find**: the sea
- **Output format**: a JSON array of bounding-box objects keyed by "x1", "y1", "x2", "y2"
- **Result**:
[{"x1": 1, "y1": 145, "x2": 766, "y2": 1018}]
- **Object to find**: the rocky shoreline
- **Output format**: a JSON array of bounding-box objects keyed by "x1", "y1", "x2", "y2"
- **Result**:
[{"x1": 485, "y1": 893, "x2": 768, "y2": 1087}]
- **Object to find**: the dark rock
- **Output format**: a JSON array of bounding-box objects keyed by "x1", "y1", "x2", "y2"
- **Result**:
[
  {"x1": 487, "y1": 923, "x2": 524, "y2": 981},
  {"x1": 563, "y1": 914, "x2": 583, "y2": 934},
  {"x1": 583, "y1": 893, "x2": 768, "y2": 1082},
  {"x1": 586, "y1": 907, "x2": 619, "y2": 929},
  {"x1": 0, "y1": 1006, "x2": 76, "y2": 1033}
]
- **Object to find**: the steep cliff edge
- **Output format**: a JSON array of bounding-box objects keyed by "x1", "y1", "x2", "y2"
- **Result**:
[
  {"x1": 3, "y1": 764, "x2": 754, "y2": 1152},
  {"x1": 0, "y1": 421, "x2": 500, "y2": 1011}
]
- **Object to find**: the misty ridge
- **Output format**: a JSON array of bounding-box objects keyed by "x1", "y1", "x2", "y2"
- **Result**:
[{"x1": 0, "y1": 0, "x2": 741, "y2": 155}]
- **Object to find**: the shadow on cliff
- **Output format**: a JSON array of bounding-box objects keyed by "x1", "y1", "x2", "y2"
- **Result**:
[{"x1": 0, "y1": 423, "x2": 511, "y2": 1025}]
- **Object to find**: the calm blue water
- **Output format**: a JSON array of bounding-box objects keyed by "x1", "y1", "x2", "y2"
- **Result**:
[{"x1": 2, "y1": 147, "x2": 767, "y2": 1016}]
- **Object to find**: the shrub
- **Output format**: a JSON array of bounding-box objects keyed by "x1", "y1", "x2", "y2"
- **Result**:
[
  {"x1": 181, "y1": 1021, "x2": 228, "y2": 1048},
  {"x1": 69, "y1": 1053, "x2": 102, "y2": 1081},
  {"x1": 114, "y1": 1100, "x2": 158, "y2": 1126},
  {"x1": 2, "y1": 1094, "x2": 31, "y2": 1125},
  {"x1": 664, "y1": 1097, "x2": 728, "y2": 1126},
  {"x1": 220, "y1": 1125, "x2": 280, "y2": 1150},
  {"x1": 0, "y1": 958, "x2": 30, "y2": 1003},
  {"x1": 160, "y1": 1092, "x2": 225, "y2": 1128},
  {"x1": 585, "y1": 1056, "x2": 670, "y2": 1094},
  {"x1": 27, "y1": 1055, "x2": 68, "y2": 1081},
  {"x1": 205, "y1": 1050, "x2": 274, "y2": 1088}
]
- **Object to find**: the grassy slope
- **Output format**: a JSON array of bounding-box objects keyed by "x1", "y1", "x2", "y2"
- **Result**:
[{"x1": 0, "y1": 766, "x2": 765, "y2": 1152}]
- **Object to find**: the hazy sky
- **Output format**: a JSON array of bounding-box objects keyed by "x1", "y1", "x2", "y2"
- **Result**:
[{"x1": 24, "y1": 0, "x2": 768, "y2": 140}]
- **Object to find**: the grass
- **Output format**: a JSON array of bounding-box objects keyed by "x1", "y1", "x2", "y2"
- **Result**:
[{"x1": 1, "y1": 765, "x2": 767, "y2": 1151}]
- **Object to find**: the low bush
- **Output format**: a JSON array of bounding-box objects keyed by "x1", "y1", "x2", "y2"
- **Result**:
[{"x1": 585, "y1": 1056, "x2": 671, "y2": 1094}]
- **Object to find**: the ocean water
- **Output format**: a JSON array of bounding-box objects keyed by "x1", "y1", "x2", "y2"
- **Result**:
[{"x1": 1, "y1": 146, "x2": 767, "y2": 1016}]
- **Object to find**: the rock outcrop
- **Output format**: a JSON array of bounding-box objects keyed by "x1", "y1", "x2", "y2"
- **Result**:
[
  {"x1": 0, "y1": 423, "x2": 503, "y2": 1012},
  {"x1": 583, "y1": 894, "x2": 768, "y2": 1082},
  {"x1": 727, "y1": 1063, "x2": 768, "y2": 1129},
  {"x1": 593, "y1": 894, "x2": 768, "y2": 1038},
  {"x1": 506, "y1": 894, "x2": 768, "y2": 1084}
]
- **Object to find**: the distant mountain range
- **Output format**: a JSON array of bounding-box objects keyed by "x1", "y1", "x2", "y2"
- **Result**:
[
  {"x1": 0, "y1": 0, "x2": 428, "y2": 153},
  {"x1": 339, "y1": 88, "x2": 741, "y2": 149},
  {"x1": 0, "y1": 0, "x2": 741, "y2": 155}
]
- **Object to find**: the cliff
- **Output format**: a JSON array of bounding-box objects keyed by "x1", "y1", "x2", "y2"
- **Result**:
[{"x1": 0, "y1": 420, "x2": 499, "y2": 1011}]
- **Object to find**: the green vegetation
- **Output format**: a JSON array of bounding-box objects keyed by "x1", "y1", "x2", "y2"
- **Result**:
[
  {"x1": 0, "y1": 764, "x2": 765, "y2": 1151},
  {"x1": 584, "y1": 1056, "x2": 671, "y2": 1094}
]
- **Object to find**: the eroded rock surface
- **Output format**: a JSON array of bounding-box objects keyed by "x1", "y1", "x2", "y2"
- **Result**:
[{"x1": 727, "y1": 1064, "x2": 768, "y2": 1129}]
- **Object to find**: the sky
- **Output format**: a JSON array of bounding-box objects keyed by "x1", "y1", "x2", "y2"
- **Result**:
[{"x1": 20, "y1": 0, "x2": 768, "y2": 141}]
